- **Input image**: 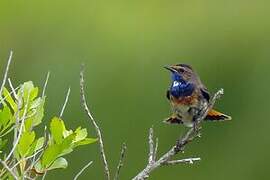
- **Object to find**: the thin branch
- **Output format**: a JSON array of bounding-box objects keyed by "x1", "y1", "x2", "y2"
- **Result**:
[
  {"x1": 162, "y1": 157, "x2": 201, "y2": 165},
  {"x1": 132, "y1": 89, "x2": 224, "y2": 180},
  {"x1": 73, "y1": 161, "x2": 93, "y2": 180},
  {"x1": 41, "y1": 171, "x2": 47, "y2": 180},
  {"x1": 148, "y1": 128, "x2": 154, "y2": 164},
  {"x1": 5, "y1": 89, "x2": 30, "y2": 161},
  {"x1": 8, "y1": 78, "x2": 20, "y2": 147},
  {"x1": 114, "y1": 143, "x2": 127, "y2": 180},
  {"x1": 8, "y1": 78, "x2": 19, "y2": 101},
  {"x1": 59, "y1": 87, "x2": 71, "y2": 118},
  {"x1": 153, "y1": 138, "x2": 158, "y2": 161},
  {"x1": 79, "y1": 65, "x2": 110, "y2": 180},
  {"x1": 0, "y1": 159, "x2": 18, "y2": 180},
  {"x1": 0, "y1": 50, "x2": 13, "y2": 99},
  {"x1": 42, "y1": 71, "x2": 50, "y2": 98}
]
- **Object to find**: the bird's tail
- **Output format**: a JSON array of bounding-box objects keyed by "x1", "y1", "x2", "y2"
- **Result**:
[{"x1": 204, "y1": 109, "x2": 232, "y2": 121}]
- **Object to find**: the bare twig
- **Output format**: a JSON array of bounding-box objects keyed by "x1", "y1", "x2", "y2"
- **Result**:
[
  {"x1": 79, "y1": 65, "x2": 110, "y2": 180},
  {"x1": 148, "y1": 128, "x2": 154, "y2": 164},
  {"x1": 42, "y1": 71, "x2": 50, "y2": 98},
  {"x1": 0, "y1": 50, "x2": 13, "y2": 99},
  {"x1": 153, "y1": 138, "x2": 159, "y2": 161},
  {"x1": 59, "y1": 87, "x2": 71, "y2": 118},
  {"x1": 73, "y1": 161, "x2": 93, "y2": 180},
  {"x1": 132, "y1": 89, "x2": 224, "y2": 180},
  {"x1": 114, "y1": 143, "x2": 127, "y2": 180}
]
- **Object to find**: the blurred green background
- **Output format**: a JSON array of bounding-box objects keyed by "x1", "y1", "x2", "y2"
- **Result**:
[{"x1": 0, "y1": 0, "x2": 270, "y2": 179}]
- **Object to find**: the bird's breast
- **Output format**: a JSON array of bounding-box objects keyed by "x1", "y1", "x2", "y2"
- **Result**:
[
  {"x1": 170, "y1": 81, "x2": 195, "y2": 98},
  {"x1": 170, "y1": 92, "x2": 199, "y2": 106}
]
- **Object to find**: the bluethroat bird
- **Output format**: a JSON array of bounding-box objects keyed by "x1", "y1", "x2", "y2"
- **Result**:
[{"x1": 164, "y1": 64, "x2": 231, "y2": 127}]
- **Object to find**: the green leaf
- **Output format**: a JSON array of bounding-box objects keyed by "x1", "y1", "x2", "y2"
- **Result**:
[
  {"x1": 47, "y1": 157, "x2": 68, "y2": 170},
  {"x1": 35, "y1": 137, "x2": 45, "y2": 151},
  {"x1": 2, "y1": 87, "x2": 17, "y2": 111},
  {"x1": 24, "y1": 118, "x2": 33, "y2": 132},
  {"x1": 0, "y1": 105, "x2": 13, "y2": 134},
  {"x1": 0, "y1": 138, "x2": 8, "y2": 152},
  {"x1": 31, "y1": 97, "x2": 45, "y2": 127},
  {"x1": 27, "y1": 137, "x2": 45, "y2": 156},
  {"x1": 73, "y1": 127, "x2": 97, "y2": 147},
  {"x1": 75, "y1": 138, "x2": 98, "y2": 147},
  {"x1": 50, "y1": 117, "x2": 65, "y2": 144},
  {"x1": 17, "y1": 131, "x2": 36, "y2": 157},
  {"x1": 34, "y1": 161, "x2": 43, "y2": 173},
  {"x1": 60, "y1": 133, "x2": 76, "y2": 151},
  {"x1": 41, "y1": 144, "x2": 61, "y2": 168},
  {"x1": 74, "y1": 127, "x2": 88, "y2": 142},
  {"x1": 36, "y1": 157, "x2": 68, "y2": 173},
  {"x1": 18, "y1": 81, "x2": 35, "y2": 102},
  {"x1": 30, "y1": 87, "x2": 39, "y2": 101}
]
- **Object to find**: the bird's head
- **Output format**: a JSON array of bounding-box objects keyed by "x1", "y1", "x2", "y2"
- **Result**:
[{"x1": 164, "y1": 64, "x2": 194, "y2": 82}]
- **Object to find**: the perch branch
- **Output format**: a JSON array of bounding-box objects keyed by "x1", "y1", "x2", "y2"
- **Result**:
[
  {"x1": 73, "y1": 161, "x2": 93, "y2": 180},
  {"x1": 80, "y1": 65, "x2": 110, "y2": 180},
  {"x1": 132, "y1": 89, "x2": 224, "y2": 180},
  {"x1": 114, "y1": 143, "x2": 127, "y2": 180}
]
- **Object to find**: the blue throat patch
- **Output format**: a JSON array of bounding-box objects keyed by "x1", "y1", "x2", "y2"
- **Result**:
[{"x1": 170, "y1": 72, "x2": 194, "y2": 98}]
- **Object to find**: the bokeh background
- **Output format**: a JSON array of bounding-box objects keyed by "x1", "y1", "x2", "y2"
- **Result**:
[{"x1": 0, "y1": 0, "x2": 270, "y2": 179}]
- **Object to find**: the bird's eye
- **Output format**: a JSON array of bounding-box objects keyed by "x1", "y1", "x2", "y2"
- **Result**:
[{"x1": 178, "y1": 68, "x2": 185, "y2": 73}]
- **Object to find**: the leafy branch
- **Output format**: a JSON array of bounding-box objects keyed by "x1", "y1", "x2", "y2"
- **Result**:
[{"x1": 0, "y1": 52, "x2": 97, "y2": 179}]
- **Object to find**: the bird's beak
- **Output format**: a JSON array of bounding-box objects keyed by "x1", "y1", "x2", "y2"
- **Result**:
[{"x1": 164, "y1": 65, "x2": 177, "y2": 73}]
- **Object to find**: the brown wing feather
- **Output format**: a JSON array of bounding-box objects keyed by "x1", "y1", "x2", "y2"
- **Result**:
[{"x1": 205, "y1": 109, "x2": 232, "y2": 121}]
